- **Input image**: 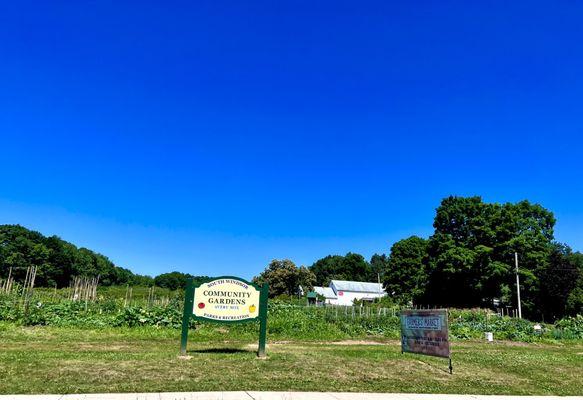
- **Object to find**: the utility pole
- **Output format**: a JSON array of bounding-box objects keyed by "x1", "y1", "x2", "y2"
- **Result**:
[
  {"x1": 515, "y1": 252, "x2": 522, "y2": 319},
  {"x1": 377, "y1": 273, "x2": 381, "y2": 303}
]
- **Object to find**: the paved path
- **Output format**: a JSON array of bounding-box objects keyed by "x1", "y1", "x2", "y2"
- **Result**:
[{"x1": 0, "y1": 393, "x2": 580, "y2": 400}]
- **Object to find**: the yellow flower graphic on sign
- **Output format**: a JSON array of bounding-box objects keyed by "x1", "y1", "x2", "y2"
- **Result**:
[{"x1": 249, "y1": 304, "x2": 256, "y2": 313}]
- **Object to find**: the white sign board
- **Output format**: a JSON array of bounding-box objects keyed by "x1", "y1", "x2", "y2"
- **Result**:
[{"x1": 193, "y1": 277, "x2": 260, "y2": 321}]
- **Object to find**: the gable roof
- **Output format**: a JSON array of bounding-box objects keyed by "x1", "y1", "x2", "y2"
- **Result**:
[
  {"x1": 313, "y1": 286, "x2": 338, "y2": 299},
  {"x1": 330, "y1": 280, "x2": 384, "y2": 294}
]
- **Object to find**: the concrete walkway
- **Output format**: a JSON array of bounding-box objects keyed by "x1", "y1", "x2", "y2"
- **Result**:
[{"x1": 0, "y1": 393, "x2": 580, "y2": 400}]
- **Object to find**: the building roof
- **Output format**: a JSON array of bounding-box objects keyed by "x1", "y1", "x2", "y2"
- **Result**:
[
  {"x1": 330, "y1": 280, "x2": 384, "y2": 294},
  {"x1": 313, "y1": 286, "x2": 338, "y2": 299}
]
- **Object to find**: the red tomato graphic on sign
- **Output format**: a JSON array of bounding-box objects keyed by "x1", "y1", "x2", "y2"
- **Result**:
[
  {"x1": 338, "y1": 291, "x2": 344, "y2": 296},
  {"x1": 198, "y1": 302, "x2": 205, "y2": 309}
]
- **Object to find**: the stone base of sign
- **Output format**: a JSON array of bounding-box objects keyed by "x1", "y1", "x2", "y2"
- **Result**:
[{"x1": 177, "y1": 355, "x2": 193, "y2": 360}]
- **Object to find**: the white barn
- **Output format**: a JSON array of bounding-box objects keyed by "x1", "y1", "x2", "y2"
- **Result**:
[
  {"x1": 313, "y1": 286, "x2": 338, "y2": 304},
  {"x1": 329, "y1": 280, "x2": 385, "y2": 306},
  {"x1": 312, "y1": 280, "x2": 386, "y2": 306}
]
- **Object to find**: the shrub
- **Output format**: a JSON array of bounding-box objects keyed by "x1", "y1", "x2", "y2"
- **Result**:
[{"x1": 553, "y1": 315, "x2": 583, "y2": 340}]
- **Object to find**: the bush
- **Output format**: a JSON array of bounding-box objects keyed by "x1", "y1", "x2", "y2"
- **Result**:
[
  {"x1": 553, "y1": 315, "x2": 583, "y2": 340},
  {"x1": 113, "y1": 301, "x2": 186, "y2": 328}
]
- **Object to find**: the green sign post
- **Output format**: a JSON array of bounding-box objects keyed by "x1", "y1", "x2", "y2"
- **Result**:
[{"x1": 180, "y1": 276, "x2": 269, "y2": 357}]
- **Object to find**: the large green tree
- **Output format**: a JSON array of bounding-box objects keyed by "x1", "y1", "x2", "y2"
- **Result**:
[
  {"x1": 539, "y1": 244, "x2": 583, "y2": 320},
  {"x1": 309, "y1": 253, "x2": 373, "y2": 285},
  {"x1": 253, "y1": 259, "x2": 315, "y2": 298},
  {"x1": 565, "y1": 251, "x2": 583, "y2": 316},
  {"x1": 369, "y1": 253, "x2": 389, "y2": 282},
  {"x1": 383, "y1": 236, "x2": 428, "y2": 304},
  {"x1": 421, "y1": 196, "x2": 556, "y2": 318}
]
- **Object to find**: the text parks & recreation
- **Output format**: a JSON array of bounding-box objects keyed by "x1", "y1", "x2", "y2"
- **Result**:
[{"x1": 180, "y1": 276, "x2": 269, "y2": 357}]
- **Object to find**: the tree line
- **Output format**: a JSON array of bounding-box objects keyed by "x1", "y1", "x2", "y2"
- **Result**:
[
  {"x1": 0, "y1": 225, "x2": 207, "y2": 290},
  {"x1": 2, "y1": 196, "x2": 582, "y2": 321},
  {"x1": 253, "y1": 196, "x2": 582, "y2": 321}
]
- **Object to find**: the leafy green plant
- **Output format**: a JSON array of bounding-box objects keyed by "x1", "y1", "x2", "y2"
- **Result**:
[{"x1": 1, "y1": 291, "x2": 582, "y2": 342}]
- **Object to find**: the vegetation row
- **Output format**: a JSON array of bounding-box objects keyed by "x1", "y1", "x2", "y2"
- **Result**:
[{"x1": 1, "y1": 292, "x2": 581, "y2": 342}]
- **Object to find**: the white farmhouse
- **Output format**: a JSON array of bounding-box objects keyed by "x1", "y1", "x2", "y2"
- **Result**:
[{"x1": 328, "y1": 280, "x2": 386, "y2": 306}]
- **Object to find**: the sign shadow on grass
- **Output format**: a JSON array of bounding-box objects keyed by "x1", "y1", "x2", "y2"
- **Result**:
[{"x1": 189, "y1": 347, "x2": 255, "y2": 354}]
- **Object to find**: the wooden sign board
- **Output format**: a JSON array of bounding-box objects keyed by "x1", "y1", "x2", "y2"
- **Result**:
[
  {"x1": 180, "y1": 276, "x2": 269, "y2": 357},
  {"x1": 400, "y1": 309, "x2": 452, "y2": 373}
]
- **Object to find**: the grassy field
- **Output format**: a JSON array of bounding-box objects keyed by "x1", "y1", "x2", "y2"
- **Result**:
[{"x1": 0, "y1": 324, "x2": 581, "y2": 395}]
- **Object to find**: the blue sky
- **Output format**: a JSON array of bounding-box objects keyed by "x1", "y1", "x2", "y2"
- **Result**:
[{"x1": 1, "y1": 1, "x2": 582, "y2": 279}]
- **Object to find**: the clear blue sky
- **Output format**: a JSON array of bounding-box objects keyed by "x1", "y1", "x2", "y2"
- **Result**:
[{"x1": 1, "y1": 1, "x2": 582, "y2": 280}]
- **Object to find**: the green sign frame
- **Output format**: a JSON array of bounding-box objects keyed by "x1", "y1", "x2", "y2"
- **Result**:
[{"x1": 180, "y1": 276, "x2": 269, "y2": 357}]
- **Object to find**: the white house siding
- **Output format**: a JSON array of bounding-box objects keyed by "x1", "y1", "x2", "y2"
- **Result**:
[
  {"x1": 313, "y1": 286, "x2": 338, "y2": 305},
  {"x1": 329, "y1": 280, "x2": 386, "y2": 306},
  {"x1": 329, "y1": 290, "x2": 385, "y2": 306}
]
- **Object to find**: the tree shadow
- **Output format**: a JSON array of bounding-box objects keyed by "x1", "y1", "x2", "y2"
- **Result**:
[{"x1": 189, "y1": 347, "x2": 255, "y2": 354}]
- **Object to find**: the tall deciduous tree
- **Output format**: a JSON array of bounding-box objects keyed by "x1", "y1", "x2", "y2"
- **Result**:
[
  {"x1": 369, "y1": 253, "x2": 389, "y2": 282},
  {"x1": 309, "y1": 253, "x2": 372, "y2": 285},
  {"x1": 253, "y1": 259, "x2": 315, "y2": 298},
  {"x1": 384, "y1": 236, "x2": 428, "y2": 304},
  {"x1": 422, "y1": 196, "x2": 556, "y2": 318},
  {"x1": 539, "y1": 244, "x2": 583, "y2": 320}
]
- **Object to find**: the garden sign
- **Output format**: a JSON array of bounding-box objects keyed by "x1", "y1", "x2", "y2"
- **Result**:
[
  {"x1": 180, "y1": 276, "x2": 269, "y2": 357},
  {"x1": 400, "y1": 309, "x2": 452, "y2": 373}
]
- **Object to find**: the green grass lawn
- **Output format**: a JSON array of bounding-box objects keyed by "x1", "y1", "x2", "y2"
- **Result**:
[{"x1": 0, "y1": 324, "x2": 581, "y2": 395}]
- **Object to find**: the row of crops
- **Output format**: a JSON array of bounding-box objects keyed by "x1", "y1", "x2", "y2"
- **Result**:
[{"x1": 1, "y1": 288, "x2": 582, "y2": 341}]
